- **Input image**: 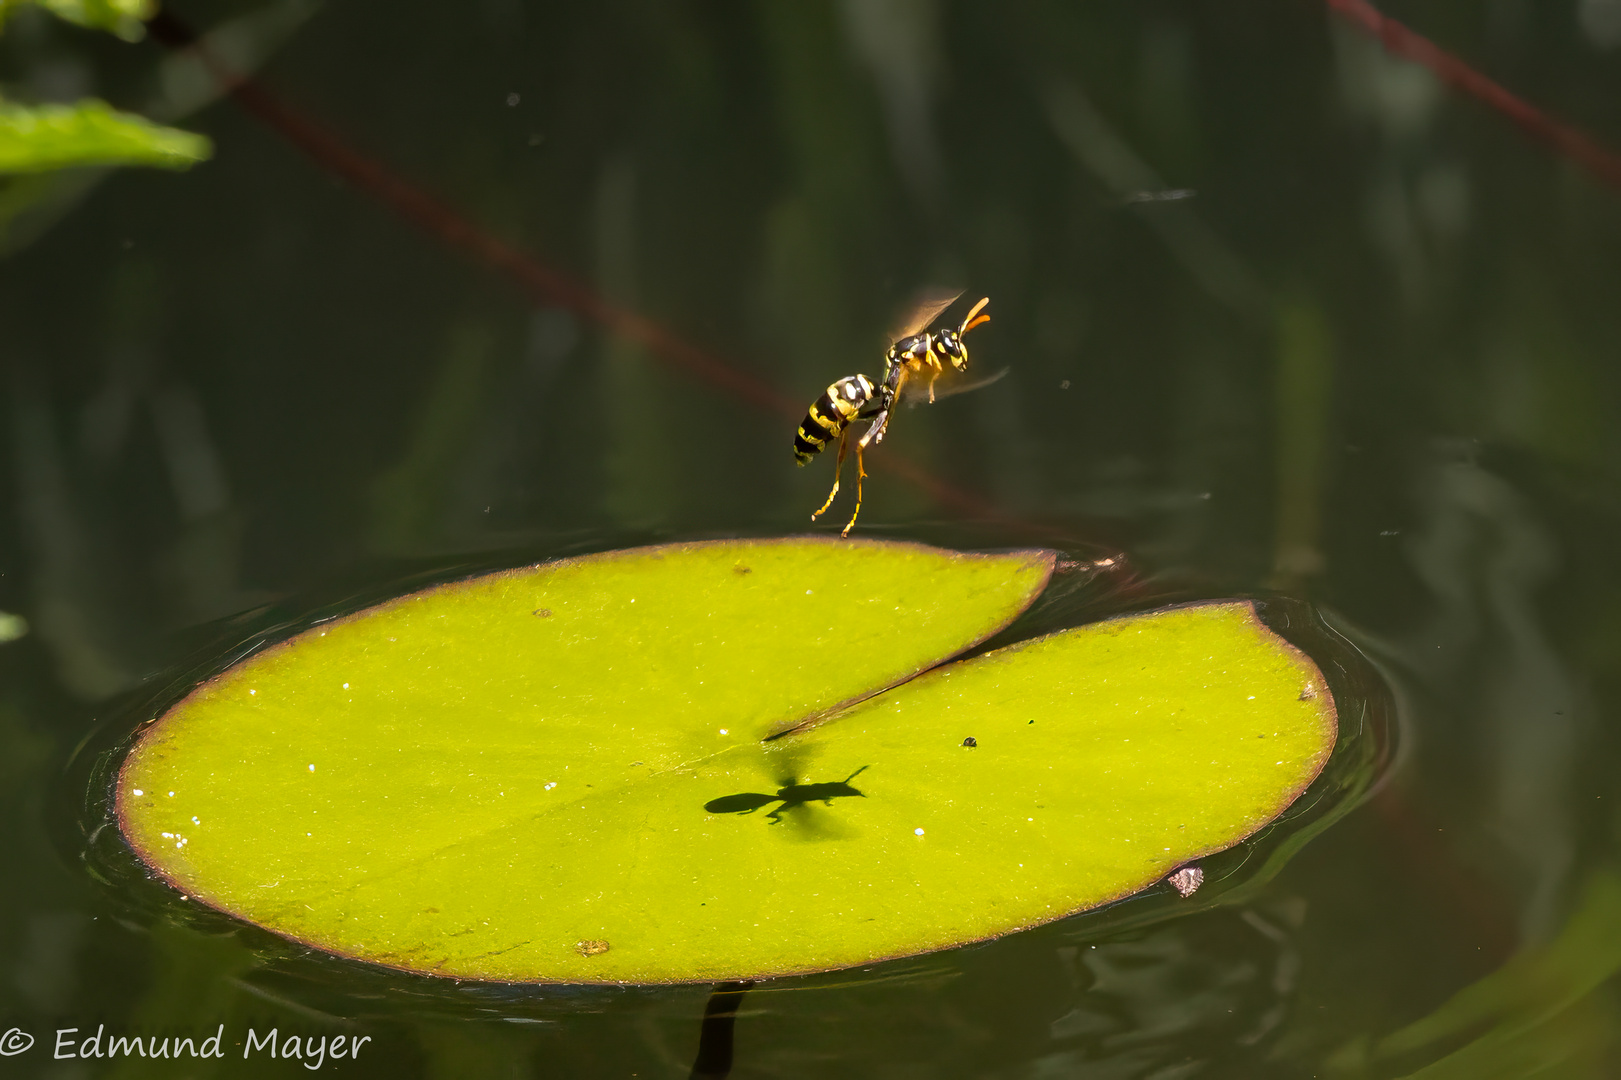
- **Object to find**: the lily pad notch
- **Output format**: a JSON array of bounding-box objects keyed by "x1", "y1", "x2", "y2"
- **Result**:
[{"x1": 117, "y1": 537, "x2": 1337, "y2": 984}]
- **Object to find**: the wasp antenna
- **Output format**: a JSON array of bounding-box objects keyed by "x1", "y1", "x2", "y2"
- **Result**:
[{"x1": 960, "y1": 296, "x2": 991, "y2": 335}]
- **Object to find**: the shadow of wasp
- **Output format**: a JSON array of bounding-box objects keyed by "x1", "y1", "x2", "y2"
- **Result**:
[{"x1": 704, "y1": 766, "x2": 870, "y2": 824}]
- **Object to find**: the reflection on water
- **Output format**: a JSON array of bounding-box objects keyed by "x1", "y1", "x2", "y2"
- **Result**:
[
  {"x1": 6, "y1": 0, "x2": 1621, "y2": 1075},
  {"x1": 1400, "y1": 451, "x2": 1580, "y2": 942},
  {"x1": 1041, "y1": 903, "x2": 1305, "y2": 1079},
  {"x1": 1325, "y1": 868, "x2": 1621, "y2": 1079},
  {"x1": 713, "y1": 900, "x2": 1310, "y2": 1080}
]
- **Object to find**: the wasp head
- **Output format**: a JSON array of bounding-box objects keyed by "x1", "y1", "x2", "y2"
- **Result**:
[
  {"x1": 933, "y1": 328, "x2": 969, "y2": 372},
  {"x1": 944, "y1": 296, "x2": 991, "y2": 374}
]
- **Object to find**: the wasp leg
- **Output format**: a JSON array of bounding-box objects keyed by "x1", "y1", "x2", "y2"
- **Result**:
[
  {"x1": 860, "y1": 408, "x2": 890, "y2": 448},
  {"x1": 927, "y1": 353, "x2": 946, "y2": 403},
  {"x1": 840, "y1": 439, "x2": 869, "y2": 538},
  {"x1": 810, "y1": 431, "x2": 849, "y2": 522}
]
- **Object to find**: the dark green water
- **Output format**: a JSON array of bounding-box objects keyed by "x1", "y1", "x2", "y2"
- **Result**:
[{"x1": 6, "y1": 1, "x2": 1621, "y2": 1076}]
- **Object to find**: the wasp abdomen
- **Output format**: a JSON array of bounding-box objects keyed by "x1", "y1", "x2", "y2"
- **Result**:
[{"x1": 794, "y1": 374, "x2": 875, "y2": 464}]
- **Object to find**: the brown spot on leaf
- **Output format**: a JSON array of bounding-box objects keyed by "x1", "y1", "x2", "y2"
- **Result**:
[
  {"x1": 733, "y1": 565, "x2": 751, "y2": 575},
  {"x1": 533, "y1": 608, "x2": 552, "y2": 618},
  {"x1": 575, "y1": 939, "x2": 611, "y2": 957}
]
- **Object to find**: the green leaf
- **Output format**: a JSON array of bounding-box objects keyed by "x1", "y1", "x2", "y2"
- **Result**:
[
  {"x1": 118, "y1": 539, "x2": 1335, "y2": 984},
  {"x1": 0, "y1": 99, "x2": 211, "y2": 174},
  {"x1": 0, "y1": 0, "x2": 154, "y2": 41}
]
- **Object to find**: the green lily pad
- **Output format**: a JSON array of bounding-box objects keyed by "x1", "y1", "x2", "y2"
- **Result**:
[{"x1": 118, "y1": 539, "x2": 1335, "y2": 984}]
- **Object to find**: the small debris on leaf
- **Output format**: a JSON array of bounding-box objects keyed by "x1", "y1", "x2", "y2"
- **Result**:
[
  {"x1": 575, "y1": 939, "x2": 611, "y2": 957},
  {"x1": 1167, "y1": 866, "x2": 1204, "y2": 898}
]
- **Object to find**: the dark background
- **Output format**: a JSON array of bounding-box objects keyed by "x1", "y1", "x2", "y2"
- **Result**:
[{"x1": 4, "y1": 0, "x2": 1621, "y2": 1075}]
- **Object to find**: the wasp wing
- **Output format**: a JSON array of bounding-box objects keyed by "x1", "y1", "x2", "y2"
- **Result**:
[
  {"x1": 898, "y1": 366, "x2": 1011, "y2": 407},
  {"x1": 888, "y1": 287, "x2": 963, "y2": 344},
  {"x1": 935, "y1": 366, "x2": 1009, "y2": 399}
]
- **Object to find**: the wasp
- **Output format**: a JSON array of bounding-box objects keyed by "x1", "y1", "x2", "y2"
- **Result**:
[{"x1": 793, "y1": 292, "x2": 991, "y2": 536}]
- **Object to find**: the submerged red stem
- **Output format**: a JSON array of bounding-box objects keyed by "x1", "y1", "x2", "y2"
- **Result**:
[{"x1": 1326, "y1": 0, "x2": 1621, "y2": 191}]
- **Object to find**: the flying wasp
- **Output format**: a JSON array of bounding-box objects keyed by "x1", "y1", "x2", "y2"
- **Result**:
[{"x1": 793, "y1": 292, "x2": 992, "y2": 536}]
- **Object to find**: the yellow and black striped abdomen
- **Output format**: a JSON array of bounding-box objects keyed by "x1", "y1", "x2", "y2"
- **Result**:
[{"x1": 794, "y1": 374, "x2": 875, "y2": 464}]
